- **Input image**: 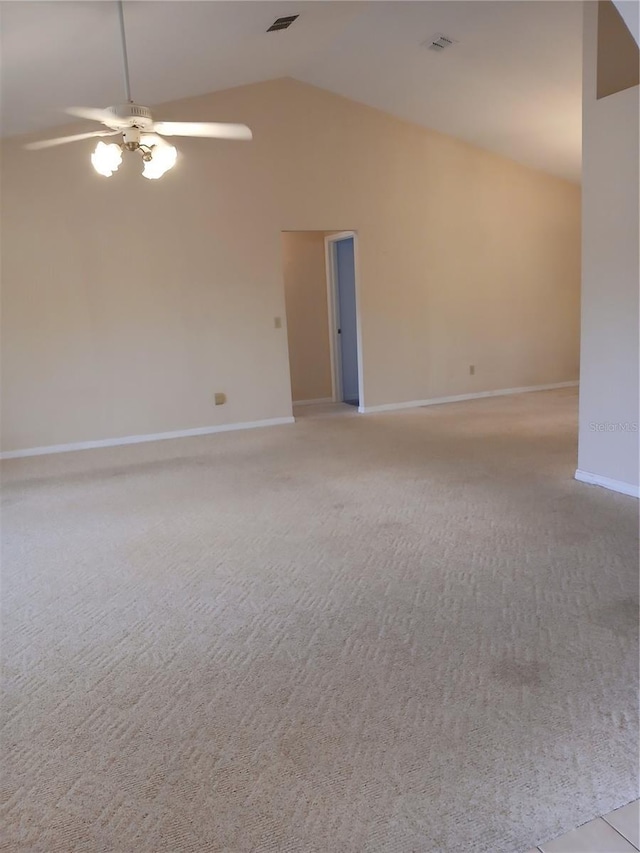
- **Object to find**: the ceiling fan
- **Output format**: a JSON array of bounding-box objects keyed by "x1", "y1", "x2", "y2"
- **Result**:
[{"x1": 24, "y1": 1, "x2": 253, "y2": 179}]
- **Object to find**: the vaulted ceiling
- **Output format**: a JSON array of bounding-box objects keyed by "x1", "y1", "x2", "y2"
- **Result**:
[{"x1": 0, "y1": 1, "x2": 583, "y2": 181}]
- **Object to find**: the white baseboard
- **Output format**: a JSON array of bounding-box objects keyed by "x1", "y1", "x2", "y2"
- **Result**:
[
  {"x1": 575, "y1": 469, "x2": 640, "y2": 498},
  {"x1": 0, "y1": 416, "x2": 295, "y2": 460},
  {"x1": 292, "y1": 397, "x2": 334, "y2": 407},
  {"x1": 358, "y1": 381, "x2": 579, "y2": 414}
]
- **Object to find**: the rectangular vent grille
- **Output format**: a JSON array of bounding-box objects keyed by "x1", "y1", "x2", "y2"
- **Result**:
[
  {"x1": 267, "y1": 15, "x2": 299, "y2": 32},
  {"x1": 424, "y1": 33, "x2": 457, "y2": 52}
]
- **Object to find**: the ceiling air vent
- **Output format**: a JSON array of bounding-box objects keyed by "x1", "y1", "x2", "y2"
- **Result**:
[
  {"x1": 267, "y1": 15, "x2": 299, "y2": 32},
  {"x1": 424, "y1": 33, "x2": 458, "y2": 52}
]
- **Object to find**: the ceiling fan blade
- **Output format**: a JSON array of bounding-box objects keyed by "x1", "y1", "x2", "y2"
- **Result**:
[
  {"x1": 65, "y1": 106, "x2": 117, "y2": 124},
  {"x1": 139, "y1": 133, "x2": 164, "y2": 146},
  {"x1": 152, "y1": 121, "x2": 253, "y2": 141},
  {"x1": 24, "y1": 130, "x2": 120, "y2": 151}
]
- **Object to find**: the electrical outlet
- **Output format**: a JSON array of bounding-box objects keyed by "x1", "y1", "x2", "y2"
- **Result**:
[
  {"x1": 274, "y1": 317, "x2": 282, "y2": 329},
  {"x1": 469, "y1": 365, "x2": 475, "y2": 376},
  {"x1": 214, "y1": 392, "x2": 226, "y2": 406}
]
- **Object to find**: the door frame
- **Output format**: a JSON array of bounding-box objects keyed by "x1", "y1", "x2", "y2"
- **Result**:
[{"x1": 324, "y1": 231, "x2": 364, "y2": 409}]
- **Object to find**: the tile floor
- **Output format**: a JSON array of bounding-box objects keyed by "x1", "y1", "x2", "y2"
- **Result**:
[{"x1": 524, "y1": 800, "x2": 639, "y2": 853}]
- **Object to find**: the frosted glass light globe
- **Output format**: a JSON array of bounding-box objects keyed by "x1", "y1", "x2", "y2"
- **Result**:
[
  {"x1": 141, "y1": 141, "x2": 177, "y2": 180},
  {"x1": 91, "y1": 142, "x2": 123, "y2": 177}
]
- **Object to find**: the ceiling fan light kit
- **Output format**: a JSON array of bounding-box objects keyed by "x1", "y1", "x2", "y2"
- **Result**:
[
  {"x1": 25, "y1": 1, "x2": 252, "y2": 180},
  {"x1": 88, "y1": 123, "x2": 178, "y2": 179}
]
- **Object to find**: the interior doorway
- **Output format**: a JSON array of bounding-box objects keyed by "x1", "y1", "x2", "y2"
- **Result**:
[
  {"x1": 281, "y1": 231, "x2": 334, "y2": 407},
  {"x1": 325, "y1": 232, "x2": 363, "y2": 408},
  {"x1": 282, "y1": 230, "x2": 363, "y2": 411}
]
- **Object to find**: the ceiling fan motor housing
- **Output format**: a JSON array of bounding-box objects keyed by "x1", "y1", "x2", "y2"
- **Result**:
[{"x1": 105, "y1": 103, "x2": 153, "y2": 130}]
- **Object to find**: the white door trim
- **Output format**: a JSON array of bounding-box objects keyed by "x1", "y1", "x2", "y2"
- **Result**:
[{"x1": 324, "y1": 231, "x2": 364, "y2": 408}]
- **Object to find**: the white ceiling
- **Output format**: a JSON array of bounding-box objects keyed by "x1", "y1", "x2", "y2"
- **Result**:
[{"x1": 0, "y1": 1, "x2": 583, "y2": 181}]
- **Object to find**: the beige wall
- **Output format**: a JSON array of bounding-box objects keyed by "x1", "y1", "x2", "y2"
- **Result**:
[
  {"x1": 577, "y1": 2, "x2": 639, "y2": 491},
  {"x1": 282, "y1": 231, "x2": 332, "y2": 403},
  {"x1": 1, "y1": 78, "x2": 581, "y2": 453}
]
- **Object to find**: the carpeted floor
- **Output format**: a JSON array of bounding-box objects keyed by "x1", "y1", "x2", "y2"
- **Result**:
[{"x1": 1, "y1": 389, "x2": 638, "y2": 853}]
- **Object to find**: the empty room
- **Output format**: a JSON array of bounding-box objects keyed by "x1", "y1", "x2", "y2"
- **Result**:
[{"x1": 1, "y1": 2, "x2": 638, "y2": 852}]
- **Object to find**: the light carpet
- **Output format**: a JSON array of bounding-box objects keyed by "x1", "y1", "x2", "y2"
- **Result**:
[{"x1": 1, "y1": 389, "x2": 638, "y2": 852}]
